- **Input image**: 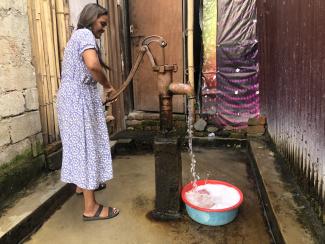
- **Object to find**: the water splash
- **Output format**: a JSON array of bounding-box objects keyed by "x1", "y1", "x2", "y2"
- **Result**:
[
  {"x1": 187, "y1": 100, "x2": 200, "y2": 189},
  {"x1": 205, "y1": 172, "x2": 211, "y2": 185}
]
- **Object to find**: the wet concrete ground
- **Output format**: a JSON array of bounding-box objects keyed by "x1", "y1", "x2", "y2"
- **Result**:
[{"x1": 25, "y1": 147, "x2": 272, "y2": 244}]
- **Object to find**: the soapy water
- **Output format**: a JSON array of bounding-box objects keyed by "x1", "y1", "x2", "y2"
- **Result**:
[{"x1": 185, "y1": 183, "x2": 241, "y2": 210}]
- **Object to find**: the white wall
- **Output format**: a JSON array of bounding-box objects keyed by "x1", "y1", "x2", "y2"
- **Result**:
[
  {"x1": 0, "y1": 0, "x2": 43, "y2": 166},
  {"x1": 68, "y1": 0, "x2": 96, "y2": 31}
]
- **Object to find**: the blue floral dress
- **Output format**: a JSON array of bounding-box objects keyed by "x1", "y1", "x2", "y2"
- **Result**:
[{"x1": 57, "y1": 28, "x2": 113, "y2": 190}]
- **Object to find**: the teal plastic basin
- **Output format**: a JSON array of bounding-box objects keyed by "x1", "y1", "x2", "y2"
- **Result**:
[{"x1": 181, "y1": 180, "x2": 243, "y2": 226}]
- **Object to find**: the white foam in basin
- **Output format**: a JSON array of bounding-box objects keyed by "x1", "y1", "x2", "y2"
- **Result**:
[{"x1": 185, "y1": 183, "x2": 241, "y2": 210}]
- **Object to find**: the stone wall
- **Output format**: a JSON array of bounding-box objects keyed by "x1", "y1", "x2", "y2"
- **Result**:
[
  {"x1": 0, "y1": 0, "x2": 43, "y2": 167},
  {"x1": 125, "y1": 111, "x2": 186, "y2": 132}
]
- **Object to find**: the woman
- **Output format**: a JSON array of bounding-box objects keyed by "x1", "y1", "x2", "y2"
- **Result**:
[{"x1": 57, "y1": 3, "x2": 119, "y2": 221}]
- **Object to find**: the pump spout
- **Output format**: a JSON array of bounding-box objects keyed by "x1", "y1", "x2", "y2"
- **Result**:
[{"x1": 168, "y1": 83, "x2": 194, "y2": 98}]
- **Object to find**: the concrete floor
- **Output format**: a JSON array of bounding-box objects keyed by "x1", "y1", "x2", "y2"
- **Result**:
[{"x1": 25, "y1": 147, "x2": 272, "y2": 244}]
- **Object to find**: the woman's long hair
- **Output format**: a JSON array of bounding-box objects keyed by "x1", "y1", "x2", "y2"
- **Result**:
[{"x1": 77, "y1": 3, "x2": 110, "y2": 70}]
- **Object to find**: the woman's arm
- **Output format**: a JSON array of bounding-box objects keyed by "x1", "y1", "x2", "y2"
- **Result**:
[{"x1": 82, "y1": 49, "x2": 113, "y2": 90}]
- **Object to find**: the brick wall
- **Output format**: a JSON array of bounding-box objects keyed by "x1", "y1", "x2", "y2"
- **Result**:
[{"x1": 0, "y1": 0, "x2": 43, "y2": 167}]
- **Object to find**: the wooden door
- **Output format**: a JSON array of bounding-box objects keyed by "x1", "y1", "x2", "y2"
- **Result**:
[{"x1": 129, "y1": 0, "x2": 184, "y2": 112}]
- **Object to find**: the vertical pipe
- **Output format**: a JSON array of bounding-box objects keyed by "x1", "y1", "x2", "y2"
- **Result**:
[
  {"x1": 159, "y1": 95, "x2": 173, "y2": 134},
  {"x1": 182, "y1": 0, "x2": 187, "y2": 85},
  {"x1": 187, "y1": 0, "x2": 195, "y2": 121},
  {"x1": 187, "y1": 0, "x2": 194, "y2": 87}
]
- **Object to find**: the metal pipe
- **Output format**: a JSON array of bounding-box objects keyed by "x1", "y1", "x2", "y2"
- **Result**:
[
  {"x1": 187, "y1": 0, "x2": 195, "y2": 121},
  {"x1": 157, "y1": 70, "x2": 173, "y2": 96},
  {"x1": 182, "y1": 0, "x2": 188, "y2": 115},
  {"x1": 105, "y1": 46, "x2": 147, "y2": 103},
  {"x1": 159, "y1": 95, "x2": 173, "y2": 133},
  {"x1": 105, "y1": 35, "x2": 195, "y2": 135},
  {"x1": 168, "y1": 83, "x2": 194, "y2": 97}
]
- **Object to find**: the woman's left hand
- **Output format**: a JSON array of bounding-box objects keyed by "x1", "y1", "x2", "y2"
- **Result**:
[{"x1": 104, "y1": 87, "x2": 118, "y2": 104}]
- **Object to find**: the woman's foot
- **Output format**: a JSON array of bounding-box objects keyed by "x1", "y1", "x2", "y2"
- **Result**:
[{"x1": 83, "y1": 204, "x2": 119, "y2": 221}]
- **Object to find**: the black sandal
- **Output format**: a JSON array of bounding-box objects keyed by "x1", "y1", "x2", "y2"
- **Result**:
[
  {"x1": 76, "y1": 183, "x2": 107, "y2": 195},
  {"x1": 82, "y1": 204, "x2": 119, "y2": 221}
]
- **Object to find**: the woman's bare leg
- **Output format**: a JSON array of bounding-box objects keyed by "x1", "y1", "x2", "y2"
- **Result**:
[
  {"x1": 82, "y1": 189, "x2": 117, "y2": 217},
  {"x1": 76, "y1": 183, "x2": 106, "y2": 194}
]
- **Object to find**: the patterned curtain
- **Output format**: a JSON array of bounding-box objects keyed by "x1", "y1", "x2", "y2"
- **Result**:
[{"x1": 201, "y1": 0, "x2": 260, "y2": 128}]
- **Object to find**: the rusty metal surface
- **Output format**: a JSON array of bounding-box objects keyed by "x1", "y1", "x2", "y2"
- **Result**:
[
  {"x1": 107, "y1": 35, "x2": 193, "y2": 134},
  {"x1": 257, "y1": 0, "x2": 325, "y2": 221},
  {"x1": 128, "y1": 0, "x2": 184, "y2": 112},
  {"x1": 105, "y1": 47, "x2": 146, "y2": 103}
]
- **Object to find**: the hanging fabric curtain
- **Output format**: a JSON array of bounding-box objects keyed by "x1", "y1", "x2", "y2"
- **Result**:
[{"x1": 201, "y1": 0, "x2": 260, "y2": 128}]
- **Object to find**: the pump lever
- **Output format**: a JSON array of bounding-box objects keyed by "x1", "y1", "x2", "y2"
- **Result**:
[
  {"x1": 141, "y1": 35, "x2": 167, "y2": 67},
  {"x1": 141, "y1": 35, "x2": 167, "y2": 47}
]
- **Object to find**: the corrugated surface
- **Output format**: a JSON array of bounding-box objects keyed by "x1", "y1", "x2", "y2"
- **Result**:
[{"x1": 257, "y1": 0, "x2": 325, "y2": 221}]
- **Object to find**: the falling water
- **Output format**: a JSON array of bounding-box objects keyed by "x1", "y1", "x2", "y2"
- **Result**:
[
  {"x1": 187, "y1": 101, "x2": 231, "y2": 209},
  {"x1": 187, "y1": 100, "x2": 200, "y2": 188}
]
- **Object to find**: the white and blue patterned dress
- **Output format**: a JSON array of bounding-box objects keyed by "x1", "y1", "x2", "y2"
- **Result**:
[{"x1": 57, "y1": 28, "x2": 113, "y2": 190}]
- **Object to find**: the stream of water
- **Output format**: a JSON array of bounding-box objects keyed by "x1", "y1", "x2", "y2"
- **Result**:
[{"x1": 187, "y1": 100, "x2": 200, "y2": 188}]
